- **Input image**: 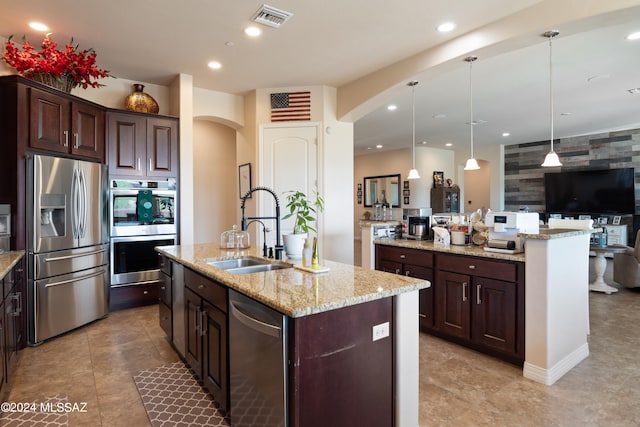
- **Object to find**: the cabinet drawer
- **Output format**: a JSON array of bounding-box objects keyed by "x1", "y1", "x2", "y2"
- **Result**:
[
  {"x1": 110, "y1": 283, "x2": 159, "y2": 311},
  {"x1": 437, "y1": 254, "x2": 517, "y2": 282},
  {"x1": 376, "y1": 245, "x2": 433, "y2": 268},
  {"x1": 184, "y1": 268, "x2": 227, "y2": 313},
  {"x1": 158, "y1": 275, "x2": 171, "y2": 307},
  {"x1": 159, "y1": 302, "x2": 171, "y2": 337}
]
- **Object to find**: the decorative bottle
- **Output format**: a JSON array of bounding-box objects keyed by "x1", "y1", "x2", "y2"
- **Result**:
[{"x1": 124, "y1": 83, "x2": 160, "y2": 114}]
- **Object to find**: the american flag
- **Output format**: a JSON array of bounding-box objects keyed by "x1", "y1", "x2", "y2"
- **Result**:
[{"x1": 270, "y1": 92, "x2": 311, "y2": 122}]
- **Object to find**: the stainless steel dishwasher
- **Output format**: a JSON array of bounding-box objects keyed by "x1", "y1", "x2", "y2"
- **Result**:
[{"x1": 229, "y1": 289, "x2": 288, "y2": 427}]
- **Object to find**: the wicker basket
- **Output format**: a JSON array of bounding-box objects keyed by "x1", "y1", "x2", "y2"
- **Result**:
[{"x1": 30, "y1": 73, "x2": 76, "y2": 93}]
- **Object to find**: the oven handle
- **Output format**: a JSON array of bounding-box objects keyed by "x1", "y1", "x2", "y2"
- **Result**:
[
  {"x1": 44, "y1": 270, "x2": 104, "y2": 288},
  {"x1": 110, "y1": 234, "x2": 177, "y2": 243},
  {"x1": 44, "y1": 248, "x2": 107, "y2": 262}
]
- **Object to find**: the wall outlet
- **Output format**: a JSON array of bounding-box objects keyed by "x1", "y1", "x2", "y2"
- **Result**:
[{"x1": 372, "y1": 322, "x2": 389, "y2": 341}]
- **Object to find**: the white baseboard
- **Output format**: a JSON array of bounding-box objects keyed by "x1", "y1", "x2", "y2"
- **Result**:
[{"x1": 523, "y1": 343, "x2": 589, "y2": 385}]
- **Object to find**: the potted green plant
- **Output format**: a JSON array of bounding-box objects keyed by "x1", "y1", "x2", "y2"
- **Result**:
[{"x1": 281, "y1": 190, "x2": 324, "y2": 259}]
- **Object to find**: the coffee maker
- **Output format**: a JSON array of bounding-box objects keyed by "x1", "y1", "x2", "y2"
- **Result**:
[{"x1": 403, "y1": 207, "x2": 432, "y2": 240}]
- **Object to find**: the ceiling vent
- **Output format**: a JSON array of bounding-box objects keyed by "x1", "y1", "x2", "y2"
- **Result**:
[{"x1": 251, "y1": 4, "x2": 293, "y2": 28}]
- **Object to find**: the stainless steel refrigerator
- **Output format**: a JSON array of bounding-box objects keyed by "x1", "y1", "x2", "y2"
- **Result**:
[{"x1": 27, "y1": 154, "x2": 109, "y2": 345}]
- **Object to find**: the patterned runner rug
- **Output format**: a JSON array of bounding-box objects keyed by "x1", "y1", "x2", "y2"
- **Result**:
[{"x1": 133, "y1": 362, "x2": 229, "y2": 427}]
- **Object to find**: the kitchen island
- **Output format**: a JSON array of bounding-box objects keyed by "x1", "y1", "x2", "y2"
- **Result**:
[
  {"x1": 375, "y1": 226, "x2": 593, "y2": 385},
  {"x1": 156, "y1": 243, "x2": 429, "y2": 427}
]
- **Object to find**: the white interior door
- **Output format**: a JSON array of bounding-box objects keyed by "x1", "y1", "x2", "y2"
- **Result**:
[{"x1": 261, "y1": 125, "x2": 319, "y2": 246}]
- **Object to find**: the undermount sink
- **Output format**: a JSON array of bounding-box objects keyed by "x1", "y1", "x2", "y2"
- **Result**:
[{"x1": 206, "y1": 256, "x2": 292, "y2": 274}]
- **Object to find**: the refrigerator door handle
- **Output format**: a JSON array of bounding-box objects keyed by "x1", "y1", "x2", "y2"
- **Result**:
[
  {"x1": 71, "y1": 168, "x2": 79, "y2": 239},
  {"x1": 43, "y1": 248, "x2": 107, "y2": 262},
  {"x1": 44, "y1": 270, "x2": 104, "y2": 288},
  {"x1": 79, "y1": 168, "x2": 88, "y2": 239}
]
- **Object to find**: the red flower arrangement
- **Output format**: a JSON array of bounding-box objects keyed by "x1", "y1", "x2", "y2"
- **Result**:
[{"x1": 2, "y1": 34, "x2": 111, "y2": 89}]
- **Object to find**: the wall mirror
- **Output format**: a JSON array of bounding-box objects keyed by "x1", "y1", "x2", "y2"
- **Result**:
[{"x1": 363, "y1": 174, "x2": 401, "y2": 207}]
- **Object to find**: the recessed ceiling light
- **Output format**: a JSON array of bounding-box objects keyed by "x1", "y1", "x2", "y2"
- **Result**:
[
  {"x1": 437, "y1": 22, "x2": 455, "y2": 33},
  {"x1": 421, "y1": 141, "x2": 427, "y2": 145},
  {"x1": 376, "y1": 144, "x2": 383, "y2": 149},
  {"x1": 387, "y1": 104, "x2": 397, "y2": 111},
  {"x1": 502, "y1": 132, "x2": 510, "y2": 137},
  {"x1": 244, "y1": 26, "x2": 262, "y2": 37},
  {"x1": 433, "y1": 113, "x2": 446, "y2": 119},
  {"x1": 225, "y1": 41, "x2": 236, "y2": 47},
  {"x1": 445, "y1": 143, "x2": 453, "y2": 147},
  {"x1": 29, "y1": 22, "x2": 48, "y2": 32},
  {"x1": 208, "y1": 61, "x2": 222, "y2": 70},
  {"x1": 628, "y1": 88, "x2": 640, "y2": 94},
  {"x1": 627, "y1": 31, "x2": 640, "y2": 40},
  {"x1": 560, "y1": 112, "x2": 572, "y2": 116}
]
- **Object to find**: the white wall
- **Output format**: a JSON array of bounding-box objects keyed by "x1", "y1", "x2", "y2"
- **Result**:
[{"x1": 193, "y1": 120, "x2": 237, "y2": 243}]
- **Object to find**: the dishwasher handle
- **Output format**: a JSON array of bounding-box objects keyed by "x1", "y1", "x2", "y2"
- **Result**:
[{"x1": 230, "y1": 300, "x2": 281, "y2": 338}]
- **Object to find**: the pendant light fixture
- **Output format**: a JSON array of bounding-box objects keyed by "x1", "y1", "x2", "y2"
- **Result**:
[
  {"x1": 541, "y1": 30, "x2": 562, "y2": 167},
  {"x1": 463, "y1": 56, "x2": 480, "y2": 170},
  {"x1": 407, "y1": 80, "x2": 420, "y2": 179}
]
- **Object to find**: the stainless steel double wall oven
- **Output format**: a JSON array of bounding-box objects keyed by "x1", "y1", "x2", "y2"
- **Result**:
[{"x1": 109, "y1": 179, "x2": 177, "y2": 291}]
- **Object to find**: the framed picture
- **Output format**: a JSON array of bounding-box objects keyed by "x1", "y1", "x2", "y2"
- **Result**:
[
  {"x1": 403, "y1": 197, "x2": 410, "y2": 205},
  {"x1": 403, "y1": 189, "x2": 410, "y2": 196},
  {"x1": 599, "y1": 217, "x2": 608, "y2": 225},
  {"x1": 403, "y1": 181, "x2": 409, "y2": 189},
  {"x1": 239, "y1": 163, "x2": 252, "y2": 198},
  {"x1": 613, "y1": 216, "x2": 621, "y2": 225},
  {"x1": 357, "y1": 183, "x2": 362, "y2": 190}
]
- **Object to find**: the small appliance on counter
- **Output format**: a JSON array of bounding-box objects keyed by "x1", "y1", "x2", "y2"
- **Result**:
[
  {"x1": 402, "y1": 207, "x2": 432, "y2": 239},
  {"x1": 484, "y1": 211, "x2": 539, "y2": 253},
  {"x1": 0, "y1": 204, "x2": 11, "y2": 252}
]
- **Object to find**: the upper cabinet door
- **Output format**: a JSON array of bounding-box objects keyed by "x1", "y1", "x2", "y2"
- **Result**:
[
  {"x1": 107, "y1": 112, "x2": 146, "y2": 177},
  {"x1": 146, "y1": 117, "x2": 178, "y2": 178},
  {"x1": 29, "y1": 86, "x2": 105, "y2": 162},
  {"x1": 71, "y1": 102, "x2": 105, "y2": 163},
  {"x1": 107, "y1": 112, "x2": 178, "y2": 179},
  {"x1": 29, "y1": 88, "x2": 71, "y2": 155}
]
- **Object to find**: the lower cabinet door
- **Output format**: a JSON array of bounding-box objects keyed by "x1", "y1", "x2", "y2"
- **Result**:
[
  {"x1": 436, "y1": 270, "x2": 471, "y2": 339},
  {"x1": 406, "y1": 264, "x2": 434, "y2": 329},
  {"x1": 184, "y1": 287, "x2": 202, "y2": 373},
  {"x1": 202, "y1": 301, "x2": 228, "y2": 413},
  {"x1": 472, "y1": 277, "x2": 517, "y2": 354}
]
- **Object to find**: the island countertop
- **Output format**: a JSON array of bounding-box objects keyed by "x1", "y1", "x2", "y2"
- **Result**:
[
  {"x1": 0, "y1": 251, "x2": 25, "y2": 278},
  {"x1": 156, "y1": 243, "x2": 429, "y2": 318},
  {"x1": 375, "y1": 227, "x2": 594, "y2": 263}
]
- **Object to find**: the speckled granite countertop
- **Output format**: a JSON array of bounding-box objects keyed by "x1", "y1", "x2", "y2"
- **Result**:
[
  {"x1": 0, "y1": 251, "x2": 25, "y2": 278},
  {"x1": 376, "y1": 227, "x2": 594, "y2": 262},
  {"x1": 359, "y1": 220, "x2": 401, "y2": 227},
  {"x1": 156, "y1": 243, "x2": 429, "y2": 318}
]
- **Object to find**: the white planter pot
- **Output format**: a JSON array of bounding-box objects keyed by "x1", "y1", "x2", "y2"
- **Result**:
[{"x1": 283, "y1": 233, "x2": 307, "y2": 260}]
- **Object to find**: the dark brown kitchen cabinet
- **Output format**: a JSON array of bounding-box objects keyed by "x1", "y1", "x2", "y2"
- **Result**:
[
  {"x1": 184, "y1": 269, "x2": 228, "y2": 414},
  {"x1": 29, "y1": 86, "x2": 105, "y2": 162},
  {"x1": 107, "y1": 111, "x2": 178, "y2": 178},
  {"x1": 430, "y1": 186, "x2": 459, "y2": 213},
  {"x1": 158, "y1": 255, "x2": 172, "y2": 338},
  {"x1": 434, "y1": 253, "x2": 524, "y2": 364},
  {"x1": 0, "y1": 258, "x2": 25, "y2": 393},
  {"x1": 375, "y1": 244, "x2": 434, "y2": 329}
]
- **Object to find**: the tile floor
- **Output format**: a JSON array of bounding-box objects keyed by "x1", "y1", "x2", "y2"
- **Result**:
[{"x1": 2, "y1": 259, "x2": 639, "y2": 426}]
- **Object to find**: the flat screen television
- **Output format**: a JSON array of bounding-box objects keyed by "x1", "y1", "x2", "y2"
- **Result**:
[{"x1": 544, "y1": 168, "x2": 636, "y2": 215}]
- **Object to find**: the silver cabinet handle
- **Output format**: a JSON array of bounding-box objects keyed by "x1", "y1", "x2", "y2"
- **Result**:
[
  {"x1": 137, "y1": 158, "x2": 141, "y2": 171},
  {"x1": 468, "y1": 265, "x2": 476, "y2": 269},
  {"x1": 149, "y1": 158, "x2": 153, "y2": 171},
  {"x1": 200, "y1": 310, "x2": 207, "y2": 336},
  {"x1": 63, "y1": 130, "x2": 69, "y2": 147},
  {"x1": 74, "y1": 132, "x2": 79, "y2": 148},
  {"x1": 400, "y1": 254, "x2": 406, "y2": 259},
  {"x1": 477, "y1": 284, "x2": 482, "y2": 304},
  {"x1": 405, "y1": 271, "x2": 411, "y2": 276},
  {"x1": 395, "y1": 269, "x2": 400, "y2": 274},
  {"x1": 462, "y1": 282, "x2": 468, "y2": 302}
]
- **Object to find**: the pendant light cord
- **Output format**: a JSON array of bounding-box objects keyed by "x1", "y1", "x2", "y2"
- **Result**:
[
  {"x1": 469, "y1": 59, "x2": 474, "y2": 159},
  {"x1": 412, "y1": 83, "x2": 416, "y2": 169},
  {"x1": 549, "y1": 34, "x2": 554, "y2": 152}
]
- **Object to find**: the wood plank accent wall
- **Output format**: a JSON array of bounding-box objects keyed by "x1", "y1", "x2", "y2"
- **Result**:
[{"x1": 504, "y1": 128, "x2": 640, "y2": 241}]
